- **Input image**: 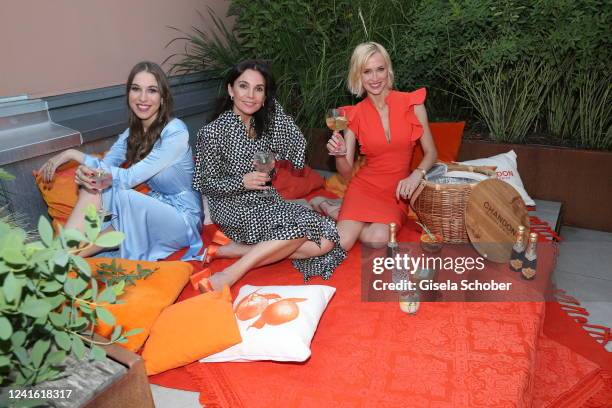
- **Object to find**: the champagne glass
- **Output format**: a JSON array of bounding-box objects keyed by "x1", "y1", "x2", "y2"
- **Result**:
[
  {"x1": 253, "y1": 151, "x2": 276, "y2": 197},
  {"x1": 93, "y1": 168, "x2": 112, "y2": 223},
  {"x1": 325, "y1": 108, "x2": 348, "y2": 156}
]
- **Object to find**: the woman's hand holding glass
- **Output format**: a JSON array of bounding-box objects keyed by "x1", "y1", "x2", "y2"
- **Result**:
[
  {"x1": 242, "y1": 171, "x2": 271, "y2": 191},
  {"x1": 76, "y1": 165, "x2": 112, "y2": 221},
  {"x1": 325, "y1": 109, "x2": 348, "y2": 156},
  {"x1": 252, "y1": 151, "x2": 276, "y2": 196},
  {"x1": 326, "y1": 131, "x2": 347, "y2": 156},
  {"x1": 75, "y1": 165, "x2": 98, "y2": 191}
]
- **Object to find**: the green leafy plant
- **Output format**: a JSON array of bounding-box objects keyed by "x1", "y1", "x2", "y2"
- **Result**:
[
  {"x1": 164, "y1": 7, "x2": 244, "y2": 81},
  {"x1": 96, "y1": 259, "x2": 157, "y2": 287},
  {"x1": 416, "y1": 221, "x2": 436, "y2": 241},
  {"x1": 0, "y1": 203, "x2": 140, "y2": 386},
  {"x1": 451, "y1": 58, "x2": 558, "y2": 143},
  {"x1": 574, "y1": 71, "x2": 612, "y2": 150},
  {"x1": 165, "y1": 0, "x2": 610, "y2": 150}
]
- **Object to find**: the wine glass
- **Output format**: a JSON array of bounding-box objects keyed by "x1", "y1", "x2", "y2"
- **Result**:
[
  {"x1": 325, "y1": 108, "x2": 348, "y2": 156},
  {"x1": 93, "y1": 168, "x2": 112, "y2": 223},
  {"x1": 253, "y1": 151, "x2": 276, "y2": 197}
]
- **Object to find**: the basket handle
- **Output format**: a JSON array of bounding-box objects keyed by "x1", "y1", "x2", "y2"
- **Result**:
[
  {"x1": 409, "y1": 180, "x2": 426, "y2": 209},
  {"x1": 447, "y1": 162, "x2": 496, "y2": 177}
]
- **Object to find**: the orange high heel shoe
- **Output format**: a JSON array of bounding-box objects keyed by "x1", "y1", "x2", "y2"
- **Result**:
[
  {"x1": 199, "y1": 243, "x2": 221, "y2": 265},
  {"x1": 197, "y1": 277, "x2": 214, "y2": 294},
  {"x1": 190, "y1": 267, "x2": 211, "y2": 291}
]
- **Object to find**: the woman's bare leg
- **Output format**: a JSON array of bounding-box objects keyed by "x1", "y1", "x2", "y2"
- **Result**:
[
  {"x1": 289, "y1": 238, "x2": 335, "y2": 259},
  {"x1": 336, "y1": 220, "x2": 366, "y2": 251},
  {"x1": 208, "y1": 238, "x2": 307, "y2": 290},
  {"x1": 215, "y1": 242, "x2": 253, "y2": 258},
  {"x1": 359, "y1": 223, "x2": 390, "y2": 249},
  {"x1": 64, "y1": 187, "x2": 101, "y2": 231},
  {"x1": 63, "y1": 188, "x2": 120, "y2": 257}
]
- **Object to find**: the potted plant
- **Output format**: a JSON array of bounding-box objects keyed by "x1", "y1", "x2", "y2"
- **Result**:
[{"x1": 0, "y1": 181, "x2": 138, "y2": 389}]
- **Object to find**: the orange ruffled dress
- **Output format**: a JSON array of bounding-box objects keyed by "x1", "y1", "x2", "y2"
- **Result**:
[{"x1": 338, "y1": 88, "x2": 426, "y2": 227}]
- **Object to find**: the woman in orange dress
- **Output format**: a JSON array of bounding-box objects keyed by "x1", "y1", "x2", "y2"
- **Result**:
[{"x1": 325, "y1": 42, "x2": 437, "y2": 250}]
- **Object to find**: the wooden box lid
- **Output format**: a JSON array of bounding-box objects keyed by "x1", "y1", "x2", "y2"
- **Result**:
[{"x1": 465, "y1": 179, "x2": 530, "y2": 263}]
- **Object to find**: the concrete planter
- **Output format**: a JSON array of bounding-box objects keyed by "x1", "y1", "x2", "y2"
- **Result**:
[{"x1": 458, "y1": 141, "x2": 612, "y2": 232}]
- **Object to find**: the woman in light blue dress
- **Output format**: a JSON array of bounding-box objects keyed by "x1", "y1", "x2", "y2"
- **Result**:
[{"x1": 38, "y1": 61, "x2": 202, "y2": 260}]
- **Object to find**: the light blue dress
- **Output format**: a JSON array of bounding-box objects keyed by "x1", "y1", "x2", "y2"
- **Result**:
[{"x1": 83, "y1": 118, "x2": 203, "y2": 261}]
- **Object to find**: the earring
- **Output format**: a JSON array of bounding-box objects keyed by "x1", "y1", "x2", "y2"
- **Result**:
[{"x1": 230, "y1": 95, "x2": 234, "y2": 101}]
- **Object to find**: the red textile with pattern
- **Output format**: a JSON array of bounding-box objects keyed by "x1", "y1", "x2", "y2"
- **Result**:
[{"x1": 151, "y1": 223, "x2": 610, "y2": 407}]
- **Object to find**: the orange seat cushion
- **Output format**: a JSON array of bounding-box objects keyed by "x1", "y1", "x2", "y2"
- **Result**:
[
  {"x1": 142, "y1": 286, "x2": 242, "y2": 375},
  {"x1": 272, "y1": 160, "x2": 325, "y2": 199},
  {"x1": 87, "y1": 258, "x2": 192, "y2": 352},
  {"x1": 35, "y1": 157, "x2": 150, "y2": 228},
  {"x1": 323, "y1": 156, "x2": 365, "y2": 198},
  {"x1": 410, "y1": 121, "x2": 465, "y2": 170}
]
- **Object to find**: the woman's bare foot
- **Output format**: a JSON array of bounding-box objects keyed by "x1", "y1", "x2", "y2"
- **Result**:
[
  {"x1": 208, "y1": 270, "x2": 238, "y2": 291},
  {"x1": 309, "y1": 196, "x2": 328, "y2": 212},
  {"x1": 309, "y1": 197, "x2": 342, "y2": 220},
  {"x1": 319, "y1": 200, "x2": 341, "y2": 220}
]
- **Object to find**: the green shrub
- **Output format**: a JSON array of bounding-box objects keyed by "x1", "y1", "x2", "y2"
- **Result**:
[
  {"x1": 166, "y1": 0, "x2": 611, "y2": 149},
  {"x1": 0, "y1": 202, "x2": 138, "y2": 387}
]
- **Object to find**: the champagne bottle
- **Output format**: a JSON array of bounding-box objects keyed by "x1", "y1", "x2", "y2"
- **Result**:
[
  {"x1": 387, "y1": 223, "x2": 420, "y2": 314},
  {"x1": 521, "y1": 232, "x2": 538, "y2": 280},
  {"x1": 387, "y1": 222, "x2": 398, "y2": 258},
  {"x1": 509, "y1": 225, "x2": 527, "y2": 272}
]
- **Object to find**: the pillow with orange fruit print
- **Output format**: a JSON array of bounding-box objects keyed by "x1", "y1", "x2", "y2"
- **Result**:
[{"x1": 201, "y1": 285, "x2": 336, "y2": 362}]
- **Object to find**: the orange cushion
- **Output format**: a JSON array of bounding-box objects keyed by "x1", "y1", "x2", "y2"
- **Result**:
[
  {"x1": 323, "y1": 156, "x2": 366, "y2": 198},
  {"x1": 141, "y1": 286, "x2": 242, "y2": 375},
  {"x1": 34, "y1": 160, "x2": 82, "y2": 224},
  {"x1": 410, "y1": 121, "x2": 465, "y2": 170},
  {"x1": 87, "y1": 258, "x2": 192, "y2": 352},
  {"x1": 35, "y1": 157, "x2": 151, "y2": 227},
  {"x1": 272, "y1": 160, "x2": 324, "y2": 199}
]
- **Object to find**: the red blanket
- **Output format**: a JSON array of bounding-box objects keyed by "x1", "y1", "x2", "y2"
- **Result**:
[{"x1": 151, "y1": 223, "x2": 611, "y2": 407}]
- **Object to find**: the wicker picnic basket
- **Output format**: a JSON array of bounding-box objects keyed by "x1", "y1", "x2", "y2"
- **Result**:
[{"x1": 410, "y1": 163, "x2": 496, "y2": 243}]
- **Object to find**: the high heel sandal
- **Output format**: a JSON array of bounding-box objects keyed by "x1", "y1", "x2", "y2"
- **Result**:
[
  {"x1": 199, "y1": 243, "x2": 221, "y2": 265},
  {"x1": 190, "y1": 267, "x2": 211, "y2": 291},
  {"x1": 197, "y1": 277, "x2": 214, "y2": 294}
]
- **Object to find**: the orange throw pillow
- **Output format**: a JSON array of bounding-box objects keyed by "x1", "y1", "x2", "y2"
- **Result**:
[
  {"x1": 34, "y1": 161, "x2": 82, "y2": 225},
  {"x1": 141, "y1": 286, "x2": 242, "y2": 375},
  {"x1": 87, "y1": 258, "x2": 192, "y2": 352},
  {"x1": 35, "y1": 157, "x2": 150, "y2": 228},
  {"x1": 272, "y1": 160, "x2": 324, "y2": 199},
  {"x1": 411, "y1": 121, "x2": 465, "y2": 170},
  {"x1": 323, "y1": 156, "x2": 365, "y2": 198}
]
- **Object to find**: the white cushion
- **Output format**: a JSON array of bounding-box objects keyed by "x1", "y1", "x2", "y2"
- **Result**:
[
  {"x1": 200, "y1": 284, "x2": 336, "y2": 362},
  {"x1": 458, "y1": 150, "x2": 535, "y2": 206}
]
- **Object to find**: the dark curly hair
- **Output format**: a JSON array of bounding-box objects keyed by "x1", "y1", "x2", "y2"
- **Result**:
[
  {"x1": 125, "y1": 61, "x2": 173, "y2": 164},
  {"x1": 211, "y1": 59, "x2": 276, "y2": 139}
]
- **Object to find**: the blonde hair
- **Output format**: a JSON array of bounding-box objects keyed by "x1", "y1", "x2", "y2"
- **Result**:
[{"x1": 347, "y1": 42, "x2": 394, "y2": 97}]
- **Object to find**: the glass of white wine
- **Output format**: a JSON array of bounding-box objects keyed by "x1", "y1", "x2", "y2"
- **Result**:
[
  {"x1": 325, "y1": 108, "x2": 348, "y2": 156},
  {"x1": 93, "y1": 168, "x2": 112, "y2": 223},
  {"x1": 253, "y1": 151, "x2": 276, "y2": 197}
]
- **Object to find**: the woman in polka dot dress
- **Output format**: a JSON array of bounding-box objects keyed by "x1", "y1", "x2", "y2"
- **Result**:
[{"x1": 192, "y1": 60, "x2": 346, "y2": 290}]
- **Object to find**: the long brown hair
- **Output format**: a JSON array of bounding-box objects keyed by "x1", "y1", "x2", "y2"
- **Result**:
[{"x1": 125, "y1": 61, "x2": 173, "y2": 164}]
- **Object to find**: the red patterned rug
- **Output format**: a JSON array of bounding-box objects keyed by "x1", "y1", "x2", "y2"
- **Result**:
[{"x1": 150, "y1": 219, "x2": 611, "y2": 407}]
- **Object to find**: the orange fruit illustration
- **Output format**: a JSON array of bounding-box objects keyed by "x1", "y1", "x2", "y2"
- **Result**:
[
  {"x1": 249, "y1": 298, "x2": 306, "y2": 329},
  {"x1": 235, "y1": 291, "x2": 280, "y2": 321}
]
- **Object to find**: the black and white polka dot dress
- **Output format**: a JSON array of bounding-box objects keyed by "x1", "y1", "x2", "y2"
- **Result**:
[{"x1": 192, "y1": 104, "x2": 346, "y2": 281}]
